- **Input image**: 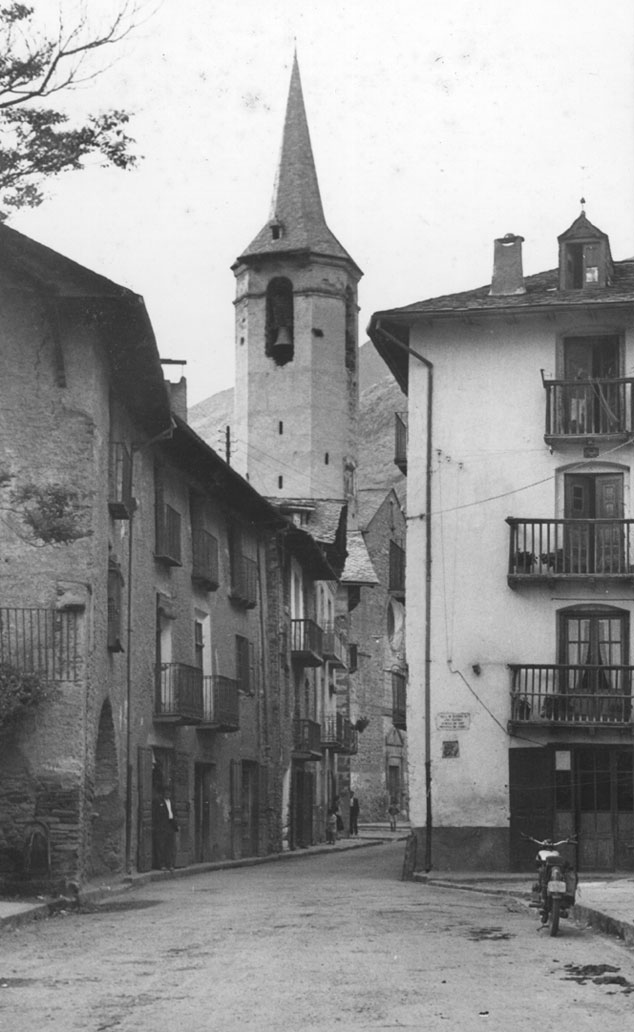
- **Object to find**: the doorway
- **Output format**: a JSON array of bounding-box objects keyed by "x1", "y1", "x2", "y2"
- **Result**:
[
  {"x1": 194, "y1": 763, "x2": 215, "y2": 863},
  {"x1": 564, "y1": 473, "x2": 624, "y2": 574},
  {"x1": 563, "y1": 335, "x2": 621, "y2": 436},
  {"x1": 554, "y1": 747, "x2": 634, "y2": 870}
]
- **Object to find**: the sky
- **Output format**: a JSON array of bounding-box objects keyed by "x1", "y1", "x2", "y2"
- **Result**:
[{"x1": 10, "y1": 0, "x2": 634, "y2": 405}]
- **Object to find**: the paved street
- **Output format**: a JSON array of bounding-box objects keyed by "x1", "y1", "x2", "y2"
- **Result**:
[{"x1": 1, "y1": 843, "x2": 634, "y2": 1031}]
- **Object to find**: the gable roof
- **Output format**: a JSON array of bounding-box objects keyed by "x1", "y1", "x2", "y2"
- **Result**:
[{"x1": 0, "y1": 221, "x2": 171, "y2": 434}]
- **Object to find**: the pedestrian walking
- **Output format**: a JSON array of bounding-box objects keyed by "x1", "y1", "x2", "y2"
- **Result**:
[
  {"x1": 334, "y1": 795, "x2": 344, "y2": 836},
  {"x1": 349, "y1": 790, "x2": 360, "y2": 837},
  {"x1": 388, "y1": 799, "x2": 399, "y2": 832},
  {"x1": 326, "y1": 808, "x2": 338, "y2": 844}
]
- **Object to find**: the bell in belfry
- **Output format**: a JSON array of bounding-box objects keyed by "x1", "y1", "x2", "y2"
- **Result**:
[{"x1": 271, "y1": 325, "x2": 293, "y2": 363}]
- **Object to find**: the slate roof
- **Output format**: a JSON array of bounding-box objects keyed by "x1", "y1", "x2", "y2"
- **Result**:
[
  {"x1": 340, "y1": 529, "x2": 379, "y2": 586},
  {"x1": 378, "y1": 259, "x2": 634, "y2": 320},
  {"x1": 236, "y1": 55, "x2": 360, "y2": 274}
]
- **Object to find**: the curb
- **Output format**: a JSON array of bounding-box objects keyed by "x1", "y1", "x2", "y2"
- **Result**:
[
  {"x1": 572, "y1": 902, "x2": 634, "y2": 947},
  {"x1": 415, "y1": 874, "x2": 634, "y2": 946},
  {"x1": 0, "y1": 837, "x2": 385, "y2": 934}
]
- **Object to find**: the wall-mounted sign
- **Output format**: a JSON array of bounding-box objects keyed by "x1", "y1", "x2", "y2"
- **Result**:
[{"x1": 436, "y1": 712, "x2": 471, "y2": 731}]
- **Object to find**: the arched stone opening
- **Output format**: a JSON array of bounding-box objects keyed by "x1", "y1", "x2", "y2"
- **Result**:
[{"x1": 88, "y1": 699, "x2": 123, "y2": 878}]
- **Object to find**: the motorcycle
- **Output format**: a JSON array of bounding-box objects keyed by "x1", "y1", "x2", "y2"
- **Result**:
[{"x1": 522, "y1": 834, "x2": 578, "y2": 936}]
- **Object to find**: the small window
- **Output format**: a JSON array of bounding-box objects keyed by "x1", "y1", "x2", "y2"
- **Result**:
[
  {"x1": 279, "y1": 421, "x2": 284, "y2": 435},
  {"x1": 324, "y1": 452, "x2": 329, "y2": 465},
  {"x1": 194, "y1": 620, "x2": 204, "y2": 670},
  {"x1": 278, "y1": 476, "x2": 283, "y2": 489}
]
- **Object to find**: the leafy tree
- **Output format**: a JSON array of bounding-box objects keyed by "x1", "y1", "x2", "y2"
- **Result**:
[
  {"x1": 0, "y1": 2, "x2": 146, "y2": 217},
  {"x1": 0, "y1": 663, "x2": 53, "y2": 725}
]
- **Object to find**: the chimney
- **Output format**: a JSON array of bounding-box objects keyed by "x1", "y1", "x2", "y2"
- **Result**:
[
  {"x1": 489, "y1": 233, "x2": 526, "y2": 296},
  {"x1": 169, "y1": 377, "x2": 188, "y2": 421}
]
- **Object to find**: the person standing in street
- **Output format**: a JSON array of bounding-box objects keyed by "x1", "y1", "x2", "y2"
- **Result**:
[
  {"x1": 388, "y1": 799, "x2": 399, "y2": 832},
  {"x1": 349, "y1": 790, "x2": 360, "y2": 837},
  {"x1": 153, "y1": 786, "x2": 179, "y2": 871}
]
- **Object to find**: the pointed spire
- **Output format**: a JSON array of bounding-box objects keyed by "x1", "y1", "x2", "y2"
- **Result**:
[{"x1": 237, "y1": 56, "x2": 358, "y2": 270}]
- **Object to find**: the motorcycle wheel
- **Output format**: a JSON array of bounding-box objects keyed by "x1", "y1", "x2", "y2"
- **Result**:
[{"x1": 548, "y1": 897, "x2": 561, "y2": 937}]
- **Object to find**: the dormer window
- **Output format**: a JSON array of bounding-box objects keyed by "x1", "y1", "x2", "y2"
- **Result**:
[
  {"x1": 270, "y1": 220, "x2": 283, "y2": 241},
  {"x1": 558, "y1": 212, "x2": 613, "y2": 290}
]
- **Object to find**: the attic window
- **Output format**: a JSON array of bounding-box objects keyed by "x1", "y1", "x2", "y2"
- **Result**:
[
  {"x1": 271, "y1": 221, "x2": 282, "y2": 240},
  {"x1": 560, "y1": 237, "x2": 611, "y2": 290}
]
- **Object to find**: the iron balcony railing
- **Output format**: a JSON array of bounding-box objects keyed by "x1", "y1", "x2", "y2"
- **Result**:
[
  {"x1": 320, "y1": 714, "x2": 358, "y2": 754},
  {"x1": 322, "y1": 624, "x2": 347, "y2": 668},
  {"x1": 155, "y1": 662, "x2": 203, "y2": 723},
  {"x1": 509, "y1": 664, "x2": 633, "y2": 727},
  {"x1": 392, "y1": 671, "x2": 407, "y2": 730},
  {"x1": 507, "y1": 518, "x2": 634, "y2": 579},
  {"x1": 0, "y1": 607, "x2": 81, "y2": 681},
  {"x1": 389, "y1": 541, "x2": 406, "y2": 599},
  {"x1": 201, "y1": 674, "x2": 239, "y2": 731},
  {"x1": 290, "y1": 619, "x2": 324, "y2": 667},
  {"x1": 542, "y1": 374, "x2": 634, "y2": 441},
  {"x1": 155, "y1": 503, "x2": 182, "y2": 566},
  {"x1": 229, "y1": 555, "x2": 258, "y2": 608},
  {"x1": 108, "y1": 442, "x2": 133, "y2": 519},
  {"x1": 293, "y1": 717, "x2": 322, "y2": 760},
  {"x1": 395, "y1": 411, "x2": 408, "y2": 474},
  {"x1": 191, "y1": 528, "x2": 220, "y2": 591}
]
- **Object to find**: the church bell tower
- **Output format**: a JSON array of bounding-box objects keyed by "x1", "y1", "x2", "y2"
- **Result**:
[{"x1": 232, "y1": 55, "x2": 362, "y2": 502}]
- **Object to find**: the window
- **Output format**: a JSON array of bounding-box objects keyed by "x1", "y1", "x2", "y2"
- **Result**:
[
  {"x1": 194, "y1": 621, "x2": 204, "y2": 670},
  {"x1": 154, "y1": 467, "x2": 181, "y2": 566},
  {"x1": 558, "y1": 606, "x2": 629, "y2": 718},
  {"x1": 563, "y1": 472, "x2": 624, "y2": 574}
]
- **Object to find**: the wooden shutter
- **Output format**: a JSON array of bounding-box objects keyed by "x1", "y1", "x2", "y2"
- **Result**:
[
  {"x1": 509, "y1": 746, "x2": 553, "y2": 871},
  {"x1": 137, "y1": 747, "x2": 154, "y2": 873},
  {"x1": 173, "y1": 750, "x2": 191, "y2": 868}
]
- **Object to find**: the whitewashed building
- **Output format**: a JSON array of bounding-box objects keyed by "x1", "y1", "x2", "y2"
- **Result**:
[{"x1": 369, "y1": 211, "x2": 634, "y2": 872}]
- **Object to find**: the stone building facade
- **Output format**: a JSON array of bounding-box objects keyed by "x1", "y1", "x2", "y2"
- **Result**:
[{"x1": 0, "y1": 222, "x2": 342, "y2": 890}]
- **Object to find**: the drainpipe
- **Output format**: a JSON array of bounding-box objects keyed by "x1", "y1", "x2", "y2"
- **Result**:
[
  {"x1": 124, "y1": 421, "x2": 174, "y2": 874},
  {"x1": 376, "y1": 320, "x2": 434, "y2": 872}
]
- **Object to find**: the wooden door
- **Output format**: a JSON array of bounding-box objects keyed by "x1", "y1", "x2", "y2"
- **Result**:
[
  {"x1": 173, "y1": 750, "x2": 190, "y2": 868},
  {"x1": 230, "y1": 759, "x2": 242, "y2": 859},
  {"x1": 564, "y1": 475, "x2": 592, "y2": 572},
  {"x1": 577, "y1": 749, "x2": 614, "y2": 869},
  {"x1": 594, "y1": 475, "x2": 624, "y2": 573},
  {"x1": 137, "y1": 747, "x2": 154, "y2": 873},
  {"x1": 194, "y1": 763, "x2": 214, "y2": 863}
]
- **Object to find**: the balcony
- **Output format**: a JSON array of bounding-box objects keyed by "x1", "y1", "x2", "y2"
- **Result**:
[
  {"x1": 108, "y1": 442, "x2": 133, "y2": 519},
  {"x1": 392, "y1": 671, "x2": 407, "y2": 730},
  {"x1": 507, "y1": 518, "x2": 634, "y2": 584},
  {"x1": 154, "y1": 662, "x2": 203, "y2": 724},
  {"x1": 200, "y1": 674, "x2": 239, "y2": 732},
  {"x1": 542, "y1": 374, "x2": 634, "y2": 444},
  {"x1": 290, "y1": 619, "x2": 323, "y2": 667},
  {"x1": 292, "y1": 718, "x2": 322, "y2": 760},
  {"x1": 229, "y1": 555, "x2": 258, "y2": 608},
  {"x1": 322, "y1": 624, "x2": 347, "y2": 668},
  {"x1": 155, "y1": 504, "x2": 182, "y2": 566},
  {"x1": 509, "y1": 664, "x2": 633, "y2": 731},
  {"x1": 320, "y1": 713, "x2": 357, "y2": 753},
  {"x1": 394, "y1": 412, "x2": 408, "y2": 474},
  {"x1": 389, "y1": 541, "x2": 406, "y2": 601},
  {"x1": 192, "y1": 528, "x2": 220, "y2": 591},
  {"x1": 0, "y1": 607, "x2": 81, "y2": 681}
]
